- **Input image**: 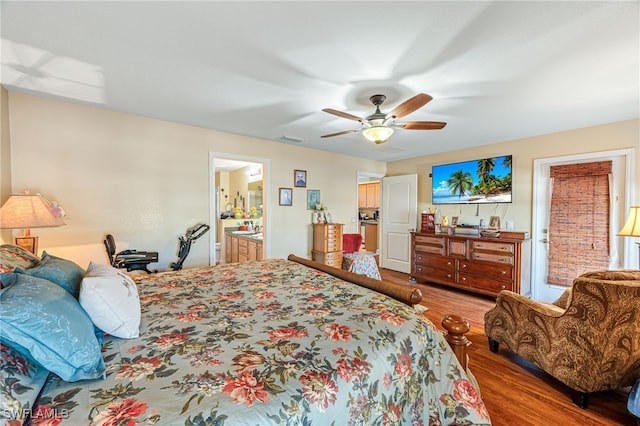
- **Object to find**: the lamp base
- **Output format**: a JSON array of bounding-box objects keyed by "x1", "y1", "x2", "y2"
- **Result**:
[{"x1": 14, "y1": 235, "x2": 38, "y2": 255}]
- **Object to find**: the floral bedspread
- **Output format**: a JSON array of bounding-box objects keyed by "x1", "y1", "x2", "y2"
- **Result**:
[{"x1": 31, "y1": 258, "x2": 490, "y2": 425}]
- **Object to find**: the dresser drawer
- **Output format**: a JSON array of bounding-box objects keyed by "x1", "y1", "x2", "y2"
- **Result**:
[
  {"x1": 471, "y1": 252, "x2": 514, "y2": 265},
  {"x1": 414, "y1": 253, "x2": 455, "y2": 270},
  {"x1": 414, "y1": 244, "x2": 445, "y2": 255},
  {"x1": 326, "y1": 241, "x2": 341, "y2": 252},
  {"x1": 459, "y1": 273, "x2": 514, "y2": 293},
  {"x1": 473, "y1": 240, "x2": 514, "y2": 254},
  {"x1": 413, "y1": 264, "x2": 456, "y2": 283},
  {"x1": 415, "y1": 235, "x2": 445, "y2": 246},
  {"x1": 312, "y1": 250, "x2": 343, "y2": 268},
  {"x1": 326, "y1": 228, "x2": 341, "y2": 238},
  {"x1": 459, "y1": 260, "x2": 513, "y2": 279}
]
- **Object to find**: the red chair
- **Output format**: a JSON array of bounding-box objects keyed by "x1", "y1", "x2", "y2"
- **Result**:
[{"x1": 343, "y1": 233, "x2": 363, "y2": 254}]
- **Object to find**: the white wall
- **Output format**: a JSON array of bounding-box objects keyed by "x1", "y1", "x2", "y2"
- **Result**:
[{"x1": 2, "y1": 92, "x2": 386, "y2": 269}]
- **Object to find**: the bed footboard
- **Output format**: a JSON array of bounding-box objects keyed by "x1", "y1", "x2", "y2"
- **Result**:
[
  {"x1": 287, "y1": 255, "x2": 471, "y2": 370},
  {"x1": 287, "y1": 254, "x2": 422, "y2": 306}
]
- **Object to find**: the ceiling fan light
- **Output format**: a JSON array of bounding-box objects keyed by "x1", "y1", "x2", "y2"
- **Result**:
[{"x1": 363, "y1": 126, "x2": 394, "y2": 144}]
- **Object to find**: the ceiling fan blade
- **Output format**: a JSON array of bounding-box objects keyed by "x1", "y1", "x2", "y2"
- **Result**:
[
  {"x1": 397, "y1": 121, "x2": 447, "y2": 130},
  {"x1": 322, "y1": 108, "x2": 363, "y2": 122},
  {"x1": 388, "y1": 93, "x2": 433, "y2": 119},
  {"x1": 320, "y1": 129, "x2": 360, "y2": 138}
]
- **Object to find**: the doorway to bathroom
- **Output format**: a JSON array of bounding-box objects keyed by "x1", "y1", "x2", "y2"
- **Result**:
[{"x1": 209, "y1": 152, "x2": 271, "y2": 265}]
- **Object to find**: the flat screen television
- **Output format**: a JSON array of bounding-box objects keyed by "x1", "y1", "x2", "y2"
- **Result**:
[{"x1": 432, "y1": 155, "x2": 512, "y2": 204}]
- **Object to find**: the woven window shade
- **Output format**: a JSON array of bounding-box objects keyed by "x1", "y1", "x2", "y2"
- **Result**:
[{"x1": 547, "y1": 161, "x2": 611, "y2": 286}]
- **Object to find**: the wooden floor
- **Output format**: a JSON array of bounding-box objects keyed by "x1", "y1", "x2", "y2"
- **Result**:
[{"x1": 379, "y1": 268, "x2": 636, "y2": 426}]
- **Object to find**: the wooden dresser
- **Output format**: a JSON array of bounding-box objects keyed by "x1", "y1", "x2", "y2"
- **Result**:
[
  {"x1": 312, "y1": 223, "x2": 343, "y2": 268},
  {"x1": 411, "y1": 232, "x2": 531, "y2": 297}
]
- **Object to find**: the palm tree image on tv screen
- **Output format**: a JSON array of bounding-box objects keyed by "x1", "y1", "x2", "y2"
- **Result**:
[{"x1": 432, "y1": 155, "x2": 512, "y2": 204}]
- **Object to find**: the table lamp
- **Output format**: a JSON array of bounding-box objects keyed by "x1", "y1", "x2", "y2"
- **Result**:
[
  {"x1": 0, "y1": 192, "x2": 65, "y2": 254},
  {"x1": 618, "y1": 206, "x2": 640, "y2": 268}
]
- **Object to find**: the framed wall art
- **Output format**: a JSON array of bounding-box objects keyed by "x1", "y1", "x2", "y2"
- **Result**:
[
  {"x1": 307, "y1": 190, "x2": 320, "y2": 210},
  {"x1": 294, "y1": 170, "x2": 307, "y2": 188},
  {"x1": 279, "y1": 188, "x2": 292, "y2": 206}
]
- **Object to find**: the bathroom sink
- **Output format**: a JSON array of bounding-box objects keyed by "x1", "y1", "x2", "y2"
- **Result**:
[{"x1": 232, "y1": 230, "x2": 256, "y2": 235}]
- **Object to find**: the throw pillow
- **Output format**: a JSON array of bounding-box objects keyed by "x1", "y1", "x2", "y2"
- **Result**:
[
  {"x1": 0, "y1": 272, "x2": 105, "y2": 382},
  {"x1": 0, "y1": 244, "x2": 41, "y2": 273},
  {"x1": 79, "y1": 262, "x2": 141, "y2": 339},
  {"x1": 15, "y1": 251, "x2": 85, "y2": 298}
]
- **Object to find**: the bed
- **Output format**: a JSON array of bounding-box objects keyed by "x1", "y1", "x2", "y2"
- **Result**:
[{"x1": 0, "y1": 245, "x2": 490, "y2": 425}]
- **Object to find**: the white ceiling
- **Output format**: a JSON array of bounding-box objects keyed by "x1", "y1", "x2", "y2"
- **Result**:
[{"x1": 1, "y1": 1, "x2": 638, "y2": 162}]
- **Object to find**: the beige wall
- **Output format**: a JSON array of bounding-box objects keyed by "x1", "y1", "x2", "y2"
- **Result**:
[
  {"x1": 387, "y1": 119, "x2": 639, "y2": 235},
  {"x1": 3, "y1": 91, "x2": 637, "y2": 270},
  {"x1": 3, "y1": 92, "x2": 386, "y2": 268}
]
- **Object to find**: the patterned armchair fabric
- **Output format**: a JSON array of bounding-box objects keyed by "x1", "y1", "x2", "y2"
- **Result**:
[{"x1": 484, "y1": 270, "x2": 640, "y2": 408}]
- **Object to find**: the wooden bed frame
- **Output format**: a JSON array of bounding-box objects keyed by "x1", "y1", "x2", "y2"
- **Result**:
[{"x1": 287, "y1": 255, "x2": 471, "y2": 371}]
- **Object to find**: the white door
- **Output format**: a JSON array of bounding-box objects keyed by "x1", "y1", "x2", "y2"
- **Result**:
[
  {"x1": 531, "y1": 149, "x2": 631, "y2": 302},
  {"x1": 380, "y1": 174, "x2": 418, "y2": 273}
]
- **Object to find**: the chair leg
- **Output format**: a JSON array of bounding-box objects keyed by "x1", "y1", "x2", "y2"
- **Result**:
[
  {"x1": 571, "y1": 390, "x2": 589, "y2": 409},
  {"x1": 488, "y1": 338, "x2": 499, "y2": 353}
]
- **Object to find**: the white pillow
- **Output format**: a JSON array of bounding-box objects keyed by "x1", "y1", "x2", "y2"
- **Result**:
[{"x1": 79, "y1": 262, "x2": 141, "y2": 339}]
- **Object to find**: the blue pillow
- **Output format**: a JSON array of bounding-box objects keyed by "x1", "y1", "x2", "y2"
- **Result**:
[
  {"x1": 15, "y1": 251, "x2": 84, "y2": 298},
  {"x1": 0, "y1": 272, "x2": 105, "y2": 382}
]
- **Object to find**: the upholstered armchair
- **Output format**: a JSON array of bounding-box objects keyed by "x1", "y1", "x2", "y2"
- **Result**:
[{"x1": 484, "y1": 270, "x2": 640, "y2": 408}]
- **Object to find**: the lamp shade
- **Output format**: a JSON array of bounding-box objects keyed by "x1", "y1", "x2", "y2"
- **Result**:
[
  {"x1": 363, "y1": 126, "x2": 394, "y2": 144},
  {"x1": 618, "y1": 206, "x2": 640, "y2": 237},
  {"x1": 0, "y1": 194, "x2": 65, "y2": 229}
]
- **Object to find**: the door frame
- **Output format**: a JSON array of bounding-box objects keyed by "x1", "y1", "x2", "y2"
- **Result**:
[
  {"x1": 209, "y1": 152, "x2": 271, "y2": 265},
  {"x1": 357, "y1": 170, "x2": 384, "y2": 248},
  {"x1": 531, "y1": 148, "x2": 634, "y2": 301}
]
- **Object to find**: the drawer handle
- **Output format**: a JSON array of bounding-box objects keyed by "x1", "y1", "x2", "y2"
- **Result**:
[
  {"x1": 461, "y1": 277, "x2": 466, "y2": 281},
  {"x1": 476, "y1": 255, "x2": 483, "y2": 259},
  {"x1": 447, "y1": 274, "x2": 452, "y2": 278},
  {"x1": 501, "y1": 270, "x2": 507, "y2": 275},
  {"x1": 500, "y1": 285, "x2": 506, "y2": 289},
  {"x1": 447, "y1": 261, "x2": 452, "y2": 266},
  {"x1": 461, "y1": 263, "x2": 467, "y2": 268}
]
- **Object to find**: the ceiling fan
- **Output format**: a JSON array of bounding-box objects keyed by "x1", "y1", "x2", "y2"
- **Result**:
[{"x1": 321, "y1": 93, "x2": 446, "y2": 144}]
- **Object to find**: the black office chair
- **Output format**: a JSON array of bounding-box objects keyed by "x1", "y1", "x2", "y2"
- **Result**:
[{"x1": 103, "y1": 234, "x2": 158, "y2": 274}]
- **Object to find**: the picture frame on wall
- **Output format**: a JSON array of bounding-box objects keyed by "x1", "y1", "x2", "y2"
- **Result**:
[
  {"x1": 294, "y1": 170, "x2": 307, "y2": 188},
  {"x1": 307, "y1": 190, "x2": 320, "y2": 210},
  {"x1": 279, "y1": 188, "x2": 293, "y2": 206},
  {"x1": 450, "y1": 216, "x2": 459, "y2": 227}
]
